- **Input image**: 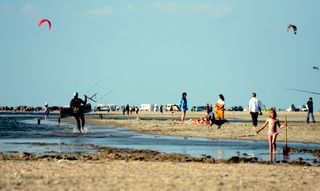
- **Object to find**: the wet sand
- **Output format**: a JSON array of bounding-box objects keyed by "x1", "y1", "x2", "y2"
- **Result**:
[
  {"x1": 85, "y1": 111, "x2": 320, "y2": 144},
  {"x1": 1, "y1": 145, "x2": 318, "y2": 190}
]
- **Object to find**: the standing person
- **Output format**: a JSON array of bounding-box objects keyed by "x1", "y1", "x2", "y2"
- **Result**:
[
  {"x1": 249, "y1": 92, "x2": 263, "y2": 130},
  {"x1": 160, "y1": 105, "x2": 163, "y2": 114},
  {"x1": 44, "y1": 102, "x2": 49, "y2": 120},
  {"x1": 306, "y1": 97, "x2": 315, "y2": 123},
  {"x1": 179, "y1": 92, "x2": 188, "y2": 123},
  {"x1": 70, "y1": 92, "x2": 87, "y2": 133},
  {"x1": 122, "y1": 106, "x2": 126, "y2": 115},
  {"x1": 125, "y1": 104, "x2": 130, "y2": 115},
  {"x1": 214, "y1": 94, "x2": 225, "y2": 120},
  {"x1": 130, "y1": 106, "x2": 134, "y2": 114},
  {"x1": 256, "y1": 109, "x2": 285, "y2": 161},
  {"x1": 205, "y1": 104, "x2": 210, "y2": 115}
]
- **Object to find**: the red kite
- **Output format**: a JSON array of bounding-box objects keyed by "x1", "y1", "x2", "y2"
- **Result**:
[{"x1": 38, "y1": 19, "x2": 51, "y2": 30}]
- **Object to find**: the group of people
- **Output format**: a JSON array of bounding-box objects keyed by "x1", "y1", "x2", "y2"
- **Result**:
[
  {"x1": 43, "y1": 91, "x2": 315, "y2": 160},
  {"x1": 178, "y1": 91, "x2": 281, "y2": 160},
  {"x1": 248, "y1": 92, "x2": 285, "y2": 160},
  {"x1": 179, "y1": 91, "x2": 318, "y2": 160},
  {"x1": 178, "y1": 92, "x2": 227, "y2": 128},
  {"x1": 122, "y1": 104, "x2": 139, "y2": 115}
]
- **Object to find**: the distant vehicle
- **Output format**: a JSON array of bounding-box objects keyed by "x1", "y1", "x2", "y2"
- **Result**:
[
  {"x1": 153, "y1": 104, "x2": 159, "y2": 112},
  {"x1": 191, "y1": 106, "x2": 206, "y2": 112},
  {"x1": 165, "y1": 104, "x2": 180, "y2": 112},
  {"x1": 286, "y1": 104, "x2": 308, "y2": 112},
  {"x1": 227, "y1": 106, "x2": 244, "y2": 111},
  {"x1": 49, "y1": 106, "x2": 61, "y2": 111},
  {"x1": 300, "y1": 105, "x2": 308, "y2": 112},
  {"x1": 286, "y1": 104, "x2": 300, "y2": 112},
  {"x1": 286, "y1": 104, "x2": 296, "y2": 112},
  {"x1": 94, "y1": 104, "x2": 109, "y2": 112},
  {"x1": 94, "y1": 104, "x2": 119, "y2": 112},
  {"x1": 140, "y1": 104, "x2": 156, "y2": 112}
]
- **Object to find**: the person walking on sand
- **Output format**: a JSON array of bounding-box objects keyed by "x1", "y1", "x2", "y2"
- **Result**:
[
  {"x1": 70, "y1": 92, "x2": 87, "y2": 133},
  {"x1": 179, "y1": 92, "x2": 188, "y2": 123},
  {"x1": 214, "y1": 94, "x2": 225, "y2": 120},
  {"x1": 256, "y1": 109, "x2": 285, "y2": 161},
  {"x1": 44, "y1": 102, "x2": 49, "y2": 120},
  {"x1": 249, "y1": 92, "x2": 263, "y2": 130},
  {"x1": 306, "y1": 97, "x2": 315, "y2": 123}
]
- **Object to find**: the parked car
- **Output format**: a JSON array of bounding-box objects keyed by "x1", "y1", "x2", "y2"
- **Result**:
[
  {"x1": 140, "y1": 104, "x2": 156, "y2": 112},
  {"x1": 191, "y1": 106, "x2": 206, "y2": 112},
  {"x1": 286, "y1": 104, "x2": 308, "y2": 112},
  {"x1": 94, "y1": 104, "x2": 119, "y2": 112},
  {"x1": 286, "y1": 104, "x2": 300, "y2": 112},
  {"x1": 227, "y1": 106, "x2": 244, "y2": 111},
  {"x1": 300, "y1": 105, "x2": 308, "y2": 112},
  {"x1": 165, "y1": 104, "x2": 180, "y2": 112}
]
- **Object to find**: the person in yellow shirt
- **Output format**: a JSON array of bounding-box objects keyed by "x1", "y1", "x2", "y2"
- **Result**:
[{"x1": 214, "y1": 94, "x2": 225, "y2": 120}]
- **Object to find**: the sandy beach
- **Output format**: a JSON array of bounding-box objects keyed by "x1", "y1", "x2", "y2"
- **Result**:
[
  {"x1": 85, "y1": 111, "x2": 320, "y2": 144},
  {"x1": 1, "y1": 111, "x2": 319, "y2": 191},
  {"x1": 1, "y1": 159, "x2": 319, "y2": 191}
]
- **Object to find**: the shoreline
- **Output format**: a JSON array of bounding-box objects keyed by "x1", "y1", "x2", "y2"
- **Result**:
[{"x1": 0, "y1": 145, "x2": 316, "y2": 166}]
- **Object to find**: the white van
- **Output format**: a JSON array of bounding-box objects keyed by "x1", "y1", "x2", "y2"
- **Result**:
[
  {"x1": 140, "y1": 104, "x2": 155, "y2": 112},
  {"x1": 165, "y1": 104, "x2": 180, "y2": 111}
]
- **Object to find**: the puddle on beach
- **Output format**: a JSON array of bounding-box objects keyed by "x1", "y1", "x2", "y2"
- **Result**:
[{"x1": 0, "y1": 114, "x2": 319, "y2": 164}]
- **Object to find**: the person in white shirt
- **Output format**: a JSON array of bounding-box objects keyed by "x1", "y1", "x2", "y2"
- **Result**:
[{"x1": 249, "y1": 92, "x2": 263, "y2": 130}]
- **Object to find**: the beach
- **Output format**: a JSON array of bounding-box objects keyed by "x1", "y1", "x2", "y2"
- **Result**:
[
  {"x1": 2, "y1": 1, "x2": 320, "y2": 190},
  {"x1": 1, "y1": 111, "x2": 319, "y2": 191},
  {"x1": 1, "y1": 159, "x2": 319, "y2": 191},
  {"x1": 85, "y1": 111, "x2": 320, "y2": 144}
]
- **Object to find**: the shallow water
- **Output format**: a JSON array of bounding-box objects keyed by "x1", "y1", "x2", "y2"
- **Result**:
[{"x1": 0, "y1": 114, "x2": 319, "y2": 164}]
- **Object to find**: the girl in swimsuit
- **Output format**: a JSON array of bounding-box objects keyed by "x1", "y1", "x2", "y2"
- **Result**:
[{"x1": 256, "y1": 109, "x2": 285, "y2": 160}]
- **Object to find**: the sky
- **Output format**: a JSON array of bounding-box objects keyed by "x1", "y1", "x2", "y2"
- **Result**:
[{"x1": 0, "y1": 0, "x2": 320, "y2": 109}]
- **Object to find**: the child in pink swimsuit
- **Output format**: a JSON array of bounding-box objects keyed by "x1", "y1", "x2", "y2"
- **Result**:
[{"x1": 256, "y1": 109, "x2": 285, "y2": 160}]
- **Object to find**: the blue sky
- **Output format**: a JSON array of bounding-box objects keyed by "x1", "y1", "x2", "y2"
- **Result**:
[{"x1": 0, "y1": 0, "x2": 320, "y2": 109}]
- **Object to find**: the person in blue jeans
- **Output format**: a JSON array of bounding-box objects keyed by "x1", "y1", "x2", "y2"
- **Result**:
[
  {"x1": 179, "y1": 92, "x2": 188, "y2": 123},
  {"x1": 306, "y1": 97, "x2": 315, "y2": 123}
]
